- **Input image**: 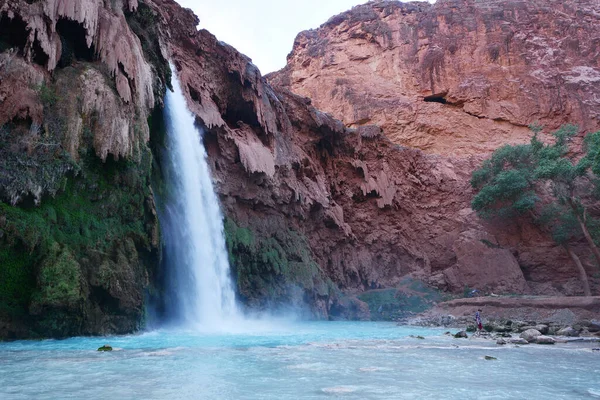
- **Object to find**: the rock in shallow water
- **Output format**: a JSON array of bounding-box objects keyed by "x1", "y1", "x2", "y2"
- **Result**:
[
  {"x1": 98, "y1": 345, "x2": 113, "y2": 352},
  {"x1": 535, "y1": 336, "x2": 556, "y2": 345},
  {"x1": 520, "y1": 329, "x2": 542, "y2": 342},
  {"x1": 454, "y1": 331, "x2": 468, "y2": 339},
  {"x1": 510, "y1": 338, "x2": 529, "y2": 345},
  {"x1": 557, "y1": 327, "x2": 579, "y2": 337}
]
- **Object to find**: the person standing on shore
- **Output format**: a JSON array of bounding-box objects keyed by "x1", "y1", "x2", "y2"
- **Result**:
[{"x1": 475, "y1": 309, "x2": 483, "y2": 331}]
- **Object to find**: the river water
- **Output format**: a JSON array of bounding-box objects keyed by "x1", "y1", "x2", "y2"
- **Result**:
[{"x1": 1, "y1": 321, "x2": 599, "y2": 399}]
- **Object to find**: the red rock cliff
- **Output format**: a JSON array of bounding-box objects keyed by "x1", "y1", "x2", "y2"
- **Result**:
[
  {"x1": 0, "y1": 0, "x2": 163, "y2": 338},
  {"x1": 147, "y1": 0, "x2": 596, "y2": 311},
  {"x1": 269, "y1": 0, "x2": 600, "y2": 157},
  {"x1": 265, "y1": 0, "x2": 600, "y2": 298},
  {"x1": 2, "y1": 0, "x2": 598, "y2": 337}
]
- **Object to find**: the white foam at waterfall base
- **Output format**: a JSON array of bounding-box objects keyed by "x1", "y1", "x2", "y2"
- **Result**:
[{"x1": 160, "y1": 64, "x2": 242, "y2": 331}]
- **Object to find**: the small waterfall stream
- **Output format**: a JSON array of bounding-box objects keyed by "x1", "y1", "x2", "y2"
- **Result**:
[{"x1": 159, "y1": 65, "x2": 240, "y2": 329}]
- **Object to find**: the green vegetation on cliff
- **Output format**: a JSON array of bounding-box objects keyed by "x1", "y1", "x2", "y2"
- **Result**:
[
  {"x1": 471, "y1": 125, "x2": 600, "y2": 296},
  {"x1": 0, "y1": 146, "x2": 156, "y2": 334},
  {"x1": 358, "y1": 277, "x2": 444, "y2": 321},
  {"x1": 223, "y1": 217, "x2": 334, "y2": 313}
]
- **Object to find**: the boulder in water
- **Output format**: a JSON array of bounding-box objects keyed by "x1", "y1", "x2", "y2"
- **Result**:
[
  {"x1": 557, "y1": 326, "x2": 579, "y2": 337},
  {"x1": 534, "y1": 325, "x2": 549, "y2": 334},
  {"x1": 496, "y1": 338, "x2": 507, "y2": 345},
  {"x1": 535, "y1": 336, "x2": 556, "y2": 345},
  {"x1": 454, "y1": 331, "x2": 468, "y2": 338},
  {"x1": 441, "y1": 315, "x2": 456, "y2": 326},
  {"x1": 484, "y1": 356, "x2": 497, "y2": 360},
  {"x1": 488, "y1": 321, "x2": 511, "y2": 333},
  {"x1": 98, "y1": 345, "x2": 113, "y2": 352},
  {"x1": 588, "y1": 321, "x2": 600, "y2": 333},
  {"x1": 520, "y1": 329, "x2": 542, "y2": 342}
]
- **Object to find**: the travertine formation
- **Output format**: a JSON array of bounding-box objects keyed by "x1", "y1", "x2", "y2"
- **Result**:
[
  {"x1": 0, "y1": 0, "x2": 162, "y2": 338},
  {"x1": 0, "y1": 0, "x2": 154, "y2": 160},
  {"x1": 270, "y1": 0, "x2": 600, "y2": 157}
]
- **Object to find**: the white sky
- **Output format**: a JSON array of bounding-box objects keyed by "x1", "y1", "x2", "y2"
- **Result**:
[{"x1": 175, "y1": 0, "x2": 437, "y2": 74}]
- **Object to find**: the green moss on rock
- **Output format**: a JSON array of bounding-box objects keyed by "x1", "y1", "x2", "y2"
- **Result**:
[
  {"x1": 0, "y1": 245, "x2": 37, "y2": 316},
  {"x1": 358, "y1": 277, "x2": 445, "y2": 321},
  {"x1": 0, "y1": 145, "x2": 158, "y2": 337},
  {"x1": 31, "y1": 242, "x2": 84, "y2": 310},
  {"x1": 223, "y1": 217, "x2": 334, "y2": 312}
]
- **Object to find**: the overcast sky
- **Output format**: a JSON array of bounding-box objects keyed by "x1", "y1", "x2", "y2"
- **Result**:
[{"x1": 176, "y1": 0, "x2": 437, "y2": 74}]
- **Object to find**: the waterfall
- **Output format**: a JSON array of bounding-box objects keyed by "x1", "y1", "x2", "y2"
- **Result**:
[{"x1": 159, "y1": 65, "x2": 240, "y2": 329}]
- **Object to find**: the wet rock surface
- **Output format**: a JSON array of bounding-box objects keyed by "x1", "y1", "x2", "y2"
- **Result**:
[{"x1": 411, "y1": 296, "x2": 600, "y2": 345}]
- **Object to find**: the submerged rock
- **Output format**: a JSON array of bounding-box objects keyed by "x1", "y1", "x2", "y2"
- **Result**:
[
  {"x1": 510, "y1": 338, "x2": 529, "y2": 345},
  {"x1": 454, "y1": 331, "x2": 468, "y2": 339},
  {"x1": 484, "y1": 356, "x2": 497, "y2": 361},
  {"x1": 535, "y1": 336, "x2": 556, "y2": 345},
  {"x1": 97, "y1": 345, "x2": 113, "y2": 352}
]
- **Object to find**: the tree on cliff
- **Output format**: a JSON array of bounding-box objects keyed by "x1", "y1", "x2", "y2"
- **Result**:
[{"x1": 471, "y1": 125, "x2": 599, "y2": 296}]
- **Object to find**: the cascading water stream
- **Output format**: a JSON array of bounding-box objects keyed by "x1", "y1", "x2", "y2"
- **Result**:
[{"x1": 159, "y1": 65, "x2": 240, "y2": 329}]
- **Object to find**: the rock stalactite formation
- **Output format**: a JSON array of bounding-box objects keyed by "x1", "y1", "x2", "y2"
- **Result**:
[
  {"x1": 0, "y1": 0, "x2": 155, "y2": 162},
  {"x1": 0, "y1": 0, "x2": 165, "y2": 338}
]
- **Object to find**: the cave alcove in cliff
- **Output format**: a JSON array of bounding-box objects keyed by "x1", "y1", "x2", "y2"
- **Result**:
[
  {"x1": 56, "y1": 19, "x2": 96, "y2": 68},
  {"x1": 423, "y1": 92, "x2": 448, "y2": 104},
  {"x1": 0, "y1": 13, "x2": 28, "y2": 55}
]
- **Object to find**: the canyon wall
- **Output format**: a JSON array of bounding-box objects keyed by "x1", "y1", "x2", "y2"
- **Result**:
[
  {"x1": 270, "y1": 0, "x2": 600, "y2": 157},
  {"x1": 267, "y1": 0, "x2": 600, "y2": 295},
  {"x1": 1, "y1": 0, "x2": 599, "y2": 338},
  {"x1": 154, "y1": 0, "x2": 599, "y2": 313}
]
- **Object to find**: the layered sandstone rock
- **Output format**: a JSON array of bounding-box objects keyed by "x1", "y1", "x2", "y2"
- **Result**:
[
  {"x1": 266, "y1": 0, "x2": 600, "y2": 297},
  {"x1": 269, "y1": 0, "x2": 600, "y2": 157}
]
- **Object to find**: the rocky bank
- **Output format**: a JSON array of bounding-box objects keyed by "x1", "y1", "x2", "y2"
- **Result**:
[{"x1": 1, "y1": 0, "x2": 599, "y2": 338}]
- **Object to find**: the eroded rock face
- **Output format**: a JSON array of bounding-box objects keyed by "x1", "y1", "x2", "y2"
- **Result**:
[
  {"x1": 269, "y1": 0, "x2": 600, "y2": 157},
  {"x1": 2, "y1": 0, "x2": 598, "y2": 338},
  {"x1": 445, "y1": 229, "x2": 529, "y2": 294},
  {"x1": 0, "y1": 0, "x2": 155, "y2": 161},
  {"x1": 266, "y1": 0, "x2": 600, "y2": 297},
  {"x1": 0, "y1": 0, "x2": 164, "y2": 339},
  {"x1": 148, "y1": 0, "x2": 554, "y2": 317}
]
